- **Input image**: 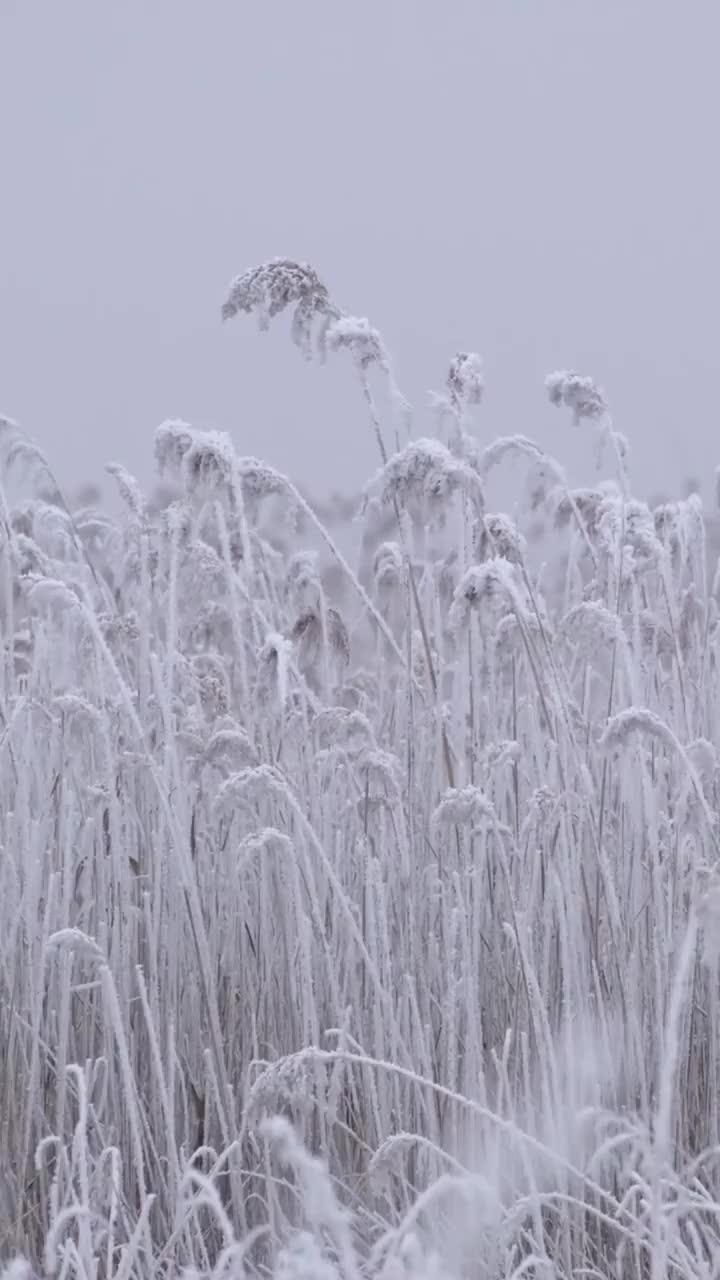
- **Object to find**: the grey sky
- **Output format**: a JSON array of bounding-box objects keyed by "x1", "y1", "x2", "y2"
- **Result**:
[{"x1": 1, "y1": 1, "x2": 719, "y2": 506}]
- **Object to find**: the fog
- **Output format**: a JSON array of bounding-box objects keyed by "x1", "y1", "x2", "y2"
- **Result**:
[{"x1": 2, "y1": 1, "x2": 719, "y2": 503}]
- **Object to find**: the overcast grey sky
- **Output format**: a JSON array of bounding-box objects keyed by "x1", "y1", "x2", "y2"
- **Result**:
[{"x1": 1, "y1": 2, "x2": 719, "y2": 505}]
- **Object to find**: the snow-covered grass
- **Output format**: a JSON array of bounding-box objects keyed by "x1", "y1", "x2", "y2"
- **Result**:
[{"x1": 3, "y1": 259, "x2": 720, "y2": 1279}]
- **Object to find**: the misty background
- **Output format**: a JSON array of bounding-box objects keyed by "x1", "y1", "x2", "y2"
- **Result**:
[{"x1": 1, "y1": 1, "x2": 718, "y2": 509}]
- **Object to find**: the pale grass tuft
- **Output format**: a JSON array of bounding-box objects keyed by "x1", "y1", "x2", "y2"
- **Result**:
[
  {"x1": 327, "y1": 315, "x2": 389, "y2": 373},
  {"x1": 221, "y1": 257, "x2": 337, "y2": 358},
  {"x1": 545, "y1": 369, "x2": 608, "y2": 424},
  {"x1": 369, "y1": 437, "x2": 484, "y2": 516},
  {"x1": 447, "y1": 351, "x2": 484, "y2": 411}
]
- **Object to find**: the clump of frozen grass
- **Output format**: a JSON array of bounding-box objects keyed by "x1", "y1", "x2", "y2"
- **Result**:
[
  {"x1": 477, "y1": 513, "x2": 526, "y2": 564},
  {"x1": 155, "y1": 417, "x2": 195, "y2": 477},
  {"x1": 545, "y1": 370, "x2": 608, "y2": 425},
  {"x1": 183, "y1": 430, "x2": 237, "y2": 502},
  {"x1": 448, "y1": 558, "x2": 526, "y2": 633},
  {"x1": 432, "y1": 785, "x2": 496, "y2": 828},
  {"x1": 446, "y1": 352, "x2": 484, "y2": 412},
  {"x1": 546, "y1": 368, "x2": 631, "y2": 493},
  {"x1": 221, "y1": 257, "x2": 338, "y2": 358},
  {"x1": 430, "y1": 352, "x2": 484, "y2": 443},
  {"x1": 327, "y1": 316, "x2": 390, "y2": 374},
  {"x1": 368, "y1": 437, "x2": 484, "y2": 518},
  {"x1": 600, "y1": 705, "x2": 678, "y2": 754},
  {"x1": 262, "y1": 1115, "x2": 360, "y2": 1280}
]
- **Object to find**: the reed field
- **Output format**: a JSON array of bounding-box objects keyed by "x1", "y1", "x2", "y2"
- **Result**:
[{"x1": 3, "y1": 260, "x2": 720, "y2": 1280}]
